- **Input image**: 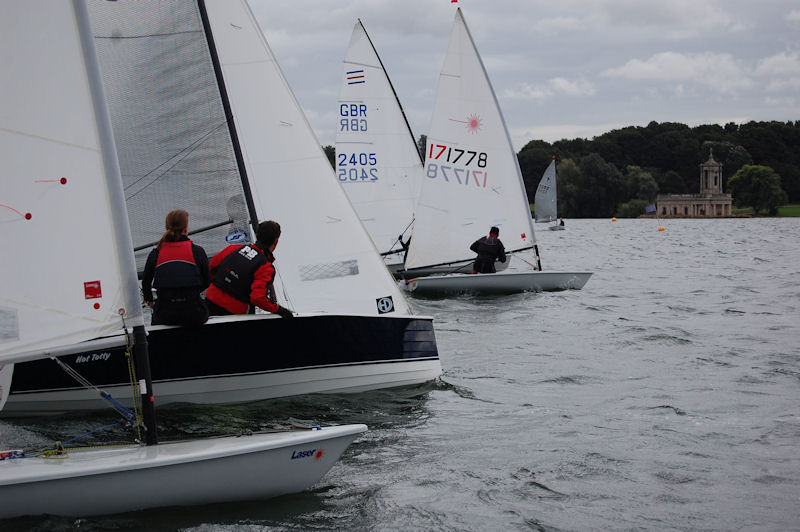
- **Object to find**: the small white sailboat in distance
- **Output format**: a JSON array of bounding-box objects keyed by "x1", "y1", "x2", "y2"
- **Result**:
[
  {"x1": 400, "y1": 8, "x2": 591, "y2": 295},
  {"x1": 535, "y1": 157, "x2": 565, "y2": 231},
  {"x1": 0, "y1": 1, "x2": 364, "y2": 518},
  {"x1": 336, "y1": 19, "x2": 422, "y2": 270}
]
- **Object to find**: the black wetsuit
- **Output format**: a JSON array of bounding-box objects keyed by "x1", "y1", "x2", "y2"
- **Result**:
[{"x1": 470, "y1": 235, "x2": 506, "y2": 273}]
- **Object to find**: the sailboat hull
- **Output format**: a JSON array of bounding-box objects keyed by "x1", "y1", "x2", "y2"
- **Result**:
[
  {"x1": 404, "y1": 271, "x2": 592, "y2": 295},
  {"x1": 0, "y1": 424, "x2": 366, "y2": 518},
  {"x1": 3, "y1": 314, "x2": 440, "y2": 416}
]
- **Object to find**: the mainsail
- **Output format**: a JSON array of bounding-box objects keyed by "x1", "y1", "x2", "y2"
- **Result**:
[
  {"x1": 534, "y1": 159, "x2": 558, "y2": 223},
  {"x1": 1, "y1": 1, "x2": 140, "y2": 360},
  {"x1": 404, "y1": 9, "x2": 539, "y2": 271},
  {"x1": 88, "y1": 0, "x2": 411, "y2": 316},
  {"x1": 335, "y1": 20, "x2": 422, "y2": 264}
]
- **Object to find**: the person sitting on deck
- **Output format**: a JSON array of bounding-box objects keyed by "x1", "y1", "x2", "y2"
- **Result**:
[
  {"x1": 470, "y1": 226, "x2": 506, "y2": 274},
  {"x1": 142, "y1": 209, "x2": 211, "y2": 326},
  {"x1": 205, "y1": 220, "x2": 294, "y2": 318}
]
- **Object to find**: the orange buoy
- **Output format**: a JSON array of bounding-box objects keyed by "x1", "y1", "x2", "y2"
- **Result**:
[
  {"x1": 658, "y1": 226, "x2": 665, "y2": 232},
  {"x1": 611, "y1": 217, "x2": 617, "y2": 222}
]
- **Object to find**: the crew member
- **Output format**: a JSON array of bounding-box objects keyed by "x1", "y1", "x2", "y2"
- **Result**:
[
  {"x1": 470, "y1": 226, "x2": 506, "y2": 274},
  {"x1": 142, "y1": 209, "x2": 211, "y2": 326},
  {"x1": 205, "y1": 220, "x2": 294, "y2": 318}
]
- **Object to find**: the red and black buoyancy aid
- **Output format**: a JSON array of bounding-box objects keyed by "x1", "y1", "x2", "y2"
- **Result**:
[
  {"x1": 153, "y1": 240, "x2": 203, "y2": 288},
  {"x1": 211, "y1": 244, "x2": 274, "y2": 304}
]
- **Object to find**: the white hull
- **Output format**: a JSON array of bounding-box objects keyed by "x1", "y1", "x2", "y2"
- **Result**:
[
  {"x1": 404, "y1": 271, "x2": 592, "y2": 295},
  {"x1": 548, "y1": 225, "x2": 565, "y2": 231},
  {"x1": 5, "y1": 359, "x2": 442, "y2": 416},
  {"x1": 0, "y1": 424, "x2": 366, "y2": 518}
]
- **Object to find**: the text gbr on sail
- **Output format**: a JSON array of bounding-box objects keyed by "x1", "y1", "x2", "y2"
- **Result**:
[{"x1": 339, "y1": 103, "x2": 367, "y2": 131}]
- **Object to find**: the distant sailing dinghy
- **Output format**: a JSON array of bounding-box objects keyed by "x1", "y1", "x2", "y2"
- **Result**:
[
  {"x1": 0, "y1": 1, "x2": 364, "y2": 518},
  {"x1": 4, "y1": 0, "x2": 440, "y2": 416},
  {"x1": 400, "y1": 9, "x2": 591, "y2": 295},
  {"x1": 535, "y1": 158, "x2": 565, "y2": 231},
  {"x1": 336, "y1": 20, "x2": 423, "y2": 271}
]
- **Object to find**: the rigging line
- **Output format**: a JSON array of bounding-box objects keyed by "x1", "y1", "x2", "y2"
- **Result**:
[
  {"x1": 383, "y1": 218, "x2": 415, "y2": 256},
  {"x1": 510, "y1": 252, "x2": 537, "y2": 270},
  {"x1": 48, "y1": 356, "x2": 136, "y2": 423},
  {"x1": 445, "y1": 261, "x2": 474, "y2": 275},
  {"x1": 275, "y1": 266, "x2": 294, "y2": 311},
  {"x1": 123, "y1": 118, "x2": 232, "y2": 200},
  {"x1": 33, "y1": 423, "x2": 124, "y2": 458}
]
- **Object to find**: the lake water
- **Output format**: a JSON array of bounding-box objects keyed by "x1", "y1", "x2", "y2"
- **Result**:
[{"x1": 3, "y1": 218, "x2": 800, "y2": 530}]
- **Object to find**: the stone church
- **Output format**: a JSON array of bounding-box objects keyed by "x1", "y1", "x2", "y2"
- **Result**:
[{"x1": 656, "y1": 150, "x2": 733, "y2": 217}]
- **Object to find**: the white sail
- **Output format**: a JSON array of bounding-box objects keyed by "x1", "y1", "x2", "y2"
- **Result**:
[
  {"x1": 335, "y1": 20, "x2": 422, "y2": 264},
  {"x1": 534, "y1": 159, "x2": 558, "y2": 223},
  {"x1": 0, "y1": 1, "x2": 139, "y2": 363},
  {"x1": 404, "y1": 9, "x2": 538, "y2": 270},
  {"x1": 203, "y1": 1, "x2": 411, "y2": 315}
]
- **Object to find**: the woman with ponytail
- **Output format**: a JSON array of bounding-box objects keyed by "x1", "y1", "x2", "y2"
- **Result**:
[{"x1": 141, "y1": 209, "x2": 211, "y2": 325}]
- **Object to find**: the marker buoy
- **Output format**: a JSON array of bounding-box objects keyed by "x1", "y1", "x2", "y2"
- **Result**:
[
  {"x1": 611, "y1": 217, "x2": 617, "y2": 222},
  {"x1": 658, "y1": 226, "x2": 665, "y2": 232}
]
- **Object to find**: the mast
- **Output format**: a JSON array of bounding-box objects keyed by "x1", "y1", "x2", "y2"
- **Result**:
[
  {"x1": 73, "y1": 0, "x2": 157, "y2": 444},
  {"x1": 197, "y1": 0, "x2": 260, "y2": 236},
  {"x1": 359, "y1": 19, "x2": 423, "y2": 166}
]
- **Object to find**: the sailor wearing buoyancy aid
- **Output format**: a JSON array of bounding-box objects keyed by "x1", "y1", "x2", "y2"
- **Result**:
[
  {"x1": 470, "y1": 226, "x2": 507, "y2": 274},
  {"x1": 142, "y1": 209, "x2": 211, "y2": 326},
  {"x1": 205, "y1": 220, "x2": 294, "y2": 318}
]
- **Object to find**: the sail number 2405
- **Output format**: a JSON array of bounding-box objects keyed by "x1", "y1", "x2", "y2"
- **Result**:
[
  {"x1": 338, "y1": 152, "x2": 378, "y2": 182},
  {"x1": 426, "y1": 143, "x2": 488, "y2": 187}
]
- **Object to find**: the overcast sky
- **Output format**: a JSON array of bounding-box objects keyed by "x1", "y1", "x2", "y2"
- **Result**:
[{"x1": 249, "y1": 0, "x2": 800, "y2": 151}]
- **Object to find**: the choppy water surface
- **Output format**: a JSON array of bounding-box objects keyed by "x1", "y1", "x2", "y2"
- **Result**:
[{"x1": 3, "y1": 218, "x2": 800, "y2": 530}]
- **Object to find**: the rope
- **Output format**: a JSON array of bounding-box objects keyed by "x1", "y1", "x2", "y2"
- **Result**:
[
  {"x1": 510, "y1": 251, "x2": 538, "y2": 270},
  {"x1": 34, "y1": 422, "x2": 124, "y2": 458},
  {"x1": 121, "y1": 314, "x2": 144, "y2": 443},
  {"x1": 37, "y1": 314, "x2": 146, "y2": 456}
]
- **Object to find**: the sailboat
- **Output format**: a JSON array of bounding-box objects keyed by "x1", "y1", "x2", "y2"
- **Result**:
[
  {"x1": 0, "y1": 1, "x2": 364, "y2": 518},
  {"x1": 3, "y1": 0, "x2": 441, "y2": 416},
  {"x1": 335, "y1": 19, "x2": 423, "y2": 271},
  {"x1": 535, "y1": 157, "x2": 565, "y2": 231},
  {"x1": 399, "y1": 9, "x2": 591, "y2": 295}
]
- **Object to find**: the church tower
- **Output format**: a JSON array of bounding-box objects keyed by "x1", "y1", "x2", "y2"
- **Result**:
[
  {"x1": 656, "y1": 148, "x2": 732, "y2": 217},
  {"x1": 700, "y1": 149, "x2": 723, "y2": 195}
]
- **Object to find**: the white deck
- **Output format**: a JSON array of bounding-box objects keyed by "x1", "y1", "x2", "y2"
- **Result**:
[{"x1": 0, "y1": 424, "x2": 366, "y2": 518}]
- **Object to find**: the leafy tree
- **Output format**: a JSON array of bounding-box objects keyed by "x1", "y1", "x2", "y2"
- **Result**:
[
  {"x1": 556, "y1": 158, "x2": 581, "y2": 218},
  {"x1": 616, "y1": 199, "x2": 649, "y2": 218},
  {"x1": 624, "y1": 166, "x2": 659, "y2": 202},
  {"x1": 571, "y1": 153, "x2": 625, "y2": 217},
  {"x1": 517, "y1": 140, "x2": 555, "y2": 202},
  {"x1": 658, "y1": 170, "x2": 686, "y2": 194},
  {"x1": 322, "y1": 145, "x2": 335, "y2": 169},
  {"x1": 417, "y1": 134, "x2": 427, "y2": 161},
  {"x1": 728, "y1": 165, "x2": 788, "y2": 215}
]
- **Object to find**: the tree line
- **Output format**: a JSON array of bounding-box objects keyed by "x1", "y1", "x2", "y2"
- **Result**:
[
  {"x1": 515, "y1": 120, "x2": 799, "y2": 217},
  {"x1": 324, "y1": 119, "x2": 800, "y2": 217}
]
